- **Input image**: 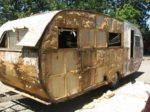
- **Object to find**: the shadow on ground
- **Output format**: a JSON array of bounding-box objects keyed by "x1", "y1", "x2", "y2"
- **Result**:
[{"x1": 1, "y1": 71, "x2": 144, "y2": 112}]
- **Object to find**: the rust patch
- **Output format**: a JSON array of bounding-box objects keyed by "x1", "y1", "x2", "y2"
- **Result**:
[
  {"x1": 106, "y1": 48, "x2": 124, "y2": 81},
  {"x1": 14, "y1": 57, "x2": 37, "y2": 78},
  {"x1": 96, "y1": 50, "x2": 105, "y2": 67},
  {"x1": 0, "y1": 50, "x2": 49, "y2": 100},
  {"x1": 81, "y1": 70, "x2": 92, "y2": 89},
  {"x1": 42, "y1": 24, "x2": 58, "y2": 50},
  {"x1": 98, "y1": 17, "x2": 110, "y2": 31}
]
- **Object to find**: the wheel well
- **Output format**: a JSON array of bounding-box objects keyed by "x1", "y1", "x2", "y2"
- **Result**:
[{"x1": 116, "y1": 71, "x2": 122, "y2": 78}]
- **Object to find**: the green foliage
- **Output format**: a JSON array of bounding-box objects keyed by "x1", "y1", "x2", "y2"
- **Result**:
[
  {"x1": 0, "y1": 0, "x2": 49, "y2": 24},
  {"x1": 115, "y1": 4, "x2": 141, "y2": 25}
]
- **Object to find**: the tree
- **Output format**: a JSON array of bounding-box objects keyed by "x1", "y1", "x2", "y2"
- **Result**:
[
  {"x1": 105, "y1": 0, "x2": 150, "y2": 36},
  {"x1": 0, "y1": 0, "x2": 50, "y2": 24},
  {"x1": 115, "y1": 4, "x2": 141, "y2": 25}
]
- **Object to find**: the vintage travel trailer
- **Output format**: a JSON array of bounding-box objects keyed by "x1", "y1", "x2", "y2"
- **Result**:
[{"x1": 0, "y1": 10, "x2": 143, "y2": 104}]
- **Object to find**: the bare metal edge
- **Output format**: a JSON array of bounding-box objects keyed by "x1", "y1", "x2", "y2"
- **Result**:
[{"x1": 1, "y1": 84, "x2": 51, "y2": 105}]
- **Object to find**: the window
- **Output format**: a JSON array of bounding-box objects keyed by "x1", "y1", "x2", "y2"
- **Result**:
[
  {"x1": 108, "y1": 32, "x2": 121, "y2": 46},
  {"x1": 0, "y1": 34, "x2": 8, "y2": 48},
  {"x1": 0, "y1": 29, "x2": 28, "y2": 50},
  {"x1": 58, "y1": 28, "x2": 77, "y2": 48},
  {"x1": 135, "y1": 36, "x2": 140, "y2": 47}
]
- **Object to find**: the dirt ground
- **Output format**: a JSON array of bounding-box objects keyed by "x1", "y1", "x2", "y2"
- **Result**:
[{"x1": 0, "y1": 56, "x2": 150, "y2": 112}]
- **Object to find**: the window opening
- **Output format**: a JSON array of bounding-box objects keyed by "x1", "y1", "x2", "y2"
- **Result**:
[
  {"x1": 108, "y1": 32, "x2": 121, "y2": 46},
  {"x1": 58, "y1": 28, "x2": 77, "y2": 48},
  {"x1": 0, "y1": 29, "x2": 28, "y2": 50},
  {"x1": 0, "y1": 34, "x2": 8, "y2": 48}
]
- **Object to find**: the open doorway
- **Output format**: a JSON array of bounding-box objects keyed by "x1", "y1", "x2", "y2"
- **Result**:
[{"x1": 130, "y1": 30, "x2": 134, "y2": 58}]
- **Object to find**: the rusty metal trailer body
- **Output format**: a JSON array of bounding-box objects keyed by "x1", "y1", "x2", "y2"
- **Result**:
[{"x1": 0, "y1": 10, "x2": 143, "y2": 104}]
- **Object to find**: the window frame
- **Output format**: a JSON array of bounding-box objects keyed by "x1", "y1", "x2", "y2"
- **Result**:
[
  {"x1": 107, "y1": 32, "x2": 122, "y2": 47},
  {"x1": 135, "y1": 35, "x2": 141, "y2": 47},
  {"x1": 58, "y1": 27, "x2": 78, "y2": 49},
  {"x1": 0, "y1": 29, "x2": 28, "y2": 51}
]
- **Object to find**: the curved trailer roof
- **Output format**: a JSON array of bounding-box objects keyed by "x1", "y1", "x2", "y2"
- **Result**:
[{"x1": 0, "y1": 10, "x2": 60, "y2": 47}]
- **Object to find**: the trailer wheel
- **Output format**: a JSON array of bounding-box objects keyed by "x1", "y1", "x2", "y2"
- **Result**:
[{"x1": 110, "y1": 73, "x2": 120, "y2": 89}]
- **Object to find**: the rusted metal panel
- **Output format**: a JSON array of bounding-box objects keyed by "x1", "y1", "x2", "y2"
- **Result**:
[
  {"x1": 65, "y1": 11, "x2": 96, "y2": 29},
  {"x1": 80, "y1": 50, "x2": 94, "y2": 90},
  {"x1": 97, "y1": 16, "x2": 110, "y2": 31},
  {"x1": 0, "y1": 50, "x2": 49, "y2": 100},
  {"x1": 96, "y1": 31, "x2": 107, "y2": 47},
  {"x1": 80, "y1": 29, "x2": 95, "y2": 48},
  {"x1": 95, "y1": 50, "x2": 106, "y2": 83},
  {"x1": 96, "y1": 16, "x2": 123, "y2": 33},
  {"x1": 0, "y1": 50, "x2": 39, "y2": 77},
  {"x1": 123, "y1": 48, "x2": 129, "y2": 75},
  {"x1": 47, "y1": 75, "x2": 66, "y2": 99},
  {"x1": 66, "y1": 72, "x2": 80, "y2": 96},
  {"x1": 105, "y1": 48, "x2": 124, "y2": 81},
  {"x1": 42, "y1": 49, "x2": 80, "y2": 100}
]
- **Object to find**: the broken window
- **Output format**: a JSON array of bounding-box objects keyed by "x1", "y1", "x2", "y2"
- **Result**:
[
  {"x1": 58, "y1": 28, "x2": 77, "y2": 48},
  {"x1": 108, "y1": 32, "x2": 121, "y2": 46},
  {"x1": 0, "y1": 29, "x2": 28, "y2": 50}
]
